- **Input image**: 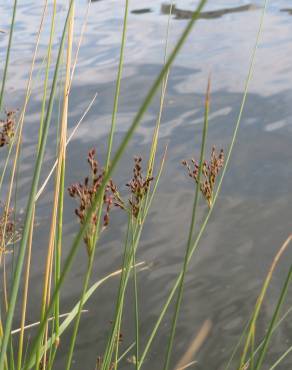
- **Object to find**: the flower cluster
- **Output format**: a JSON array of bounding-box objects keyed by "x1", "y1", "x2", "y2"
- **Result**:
[
  {"x1": 68, "y1": 149, "x2": 124, "y2": 254},
  {"x1": 182, "y1": 146, "x2": 224, "y2": 208},
  {"x1": 68, "y1": 151, "x2": 155, "y2": 253},
  {"x1": 0, "y1": 110, "x2": 15, "y2": 148},
  {"x1": 126, "y1": 157, "x2": 153, "y2": 218},
  {"x1": 0, "y1": 203, "x2": 21, "y2": 256}
]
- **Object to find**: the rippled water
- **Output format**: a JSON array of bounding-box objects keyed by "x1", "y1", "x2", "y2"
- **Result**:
[{"x1": 1, "y1": 1, "x2": 292, "y2": 369}]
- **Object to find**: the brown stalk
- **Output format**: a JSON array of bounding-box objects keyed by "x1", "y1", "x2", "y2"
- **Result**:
[
  {"x1": 174, "y1": 319, "x2": 212, "y2": 370},
  {"x1": 40, "y1": 5, "x2": 74, "y2": 368},
  {"x1": 12, "y1": 310, "x2": 88, "y2": 335}
]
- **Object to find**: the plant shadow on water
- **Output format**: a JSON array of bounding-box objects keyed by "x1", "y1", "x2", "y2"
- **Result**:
[
  {"x1": 6, "y1": 61, "x2": 290, "y2": 369},
  {"x1": 160, "y1": 3, "x2": 259, "y2": 20}
]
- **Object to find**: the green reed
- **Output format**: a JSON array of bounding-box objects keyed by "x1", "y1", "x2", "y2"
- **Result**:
[{"x1": 0, "y1": 0, "x2": 18, "y2": 110}]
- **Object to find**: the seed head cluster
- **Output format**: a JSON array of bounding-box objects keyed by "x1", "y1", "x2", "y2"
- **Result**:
[
  {"x1": 0, "y1": 203, "x2": 21, "y2": 254},
  {"x1": 0, "y1": 110, "x2": 15, "y2": 148},
  {"x1": 68, "y1": 149, "x2": 124, "y2": 254},
  {"x1": 126, "y1": 156, "x2": 153, "y2": 218},
  {"x1": 182, "y1": 146, "x2": 224, "y2": 208},
  {"x1": 68, "y1": 150, "x2": 155, "y2": 253}
]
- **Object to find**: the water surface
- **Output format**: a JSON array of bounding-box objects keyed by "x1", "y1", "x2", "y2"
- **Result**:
[{"x1": 1, "y1": 1, "x2": 292, "y2": 369}]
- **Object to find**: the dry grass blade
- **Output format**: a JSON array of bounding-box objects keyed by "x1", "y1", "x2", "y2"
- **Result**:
[
  {"x1": 39, "y1": 5, "x2": 75, "y2": 368},
  {"x1": 174, "y1": 319, "x2": 212, "y2": 370},
  {"x1": 11, "y1": 311, "x2": 88, "y2": 335},
  {"x1": 25, "y1": 262, "x2": 146, "y2": 369},
  {"x1": 35, "y1": 93, "x2": 97, "y2": 201},
  {"x1": 176, "y1": 361, "x2": 197, "y2": 370}
]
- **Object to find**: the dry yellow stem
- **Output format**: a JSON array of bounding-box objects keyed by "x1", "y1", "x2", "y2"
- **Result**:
[
  {"x1": 175, "y1": 319, "x2": 212, "y2": 370},
  {"x1": 40, "y1": 4, "x2": 75, "y2": 368}
]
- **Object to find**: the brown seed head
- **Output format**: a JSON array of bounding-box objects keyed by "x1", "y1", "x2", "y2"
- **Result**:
[
  {"x1": 182, "y1": 146, "x2": 224, "y2": 208},
  {"x1": 0, "y1": 110, "x2": 16, "y2": 148},
  {"x1": 68, "y1": 149, "x2": 124, "y2": 255},
  {"x1": 126, "y1": 157, "x2": 154, "y2": 218}
]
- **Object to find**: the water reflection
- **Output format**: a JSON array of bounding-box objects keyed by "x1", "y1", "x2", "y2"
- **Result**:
[
  {"x1": 160, "y1": 3, "x2": 258, "y2": 20},
  {"x1": 13, "y1": 62, "x2": 291, "y2": 369},
  {"x1": 131, "y1": 8, "x2": 153, "y2": 15},
  {"x1": 281, "y1": 8, "x2": 292, "y2": 14}
]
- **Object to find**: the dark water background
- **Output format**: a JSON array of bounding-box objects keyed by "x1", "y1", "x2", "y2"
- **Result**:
[{"x1": 1, "y1": 0, "x2": 292, "y2": 369}]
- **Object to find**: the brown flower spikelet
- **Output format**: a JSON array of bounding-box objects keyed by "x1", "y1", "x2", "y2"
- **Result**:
[
  {"x1": 0, "y1": 110, "x2": 16, "y2": 148},
  {"x1": 126, "y1": 156, "x2": 153, "y2": 218},
  {"x1": 0, "y1": 202, "x2": 22, "y2": 257},
  {"x1": 182, "y1": 146, "x2": 224, "y2": 208},
  {"x1": 68, "y1": 149, "x2": 124, "y2": 254}
]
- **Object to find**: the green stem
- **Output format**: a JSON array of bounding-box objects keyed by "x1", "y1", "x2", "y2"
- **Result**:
[
  {"x1": 0, "y1": 0, "x2": 18, "y2": 110},
  {"x1": 64, "y1": 188, "x2": 104, "y2": 370},
  {"x1": 38, "y1": 0, "x2": 57, "y2": 150},
  {"x1": 65, "y1": 253, "x2": 95, "y2": 370},
  {"x1": 105, "y1": 0, "x2": 129, "y2": 170},
  {"x1": 254, "y1": 265, "x2": 292, "y2": 370},
  {"x1": 162, "y1": 77, "x2": 210, "y2": 370},
  {"x1": 103, "y1": 152, "x2": 167, "y2": 370},
  {"x1": 133, "y1": 249, "x2": 139, "y2": 370},
  {"x1": 240, "y1": 305, "x2": 292, "y2": 370},
  {"x1": 102, "y1": 218, "x2": 140, "y2": 369}
]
